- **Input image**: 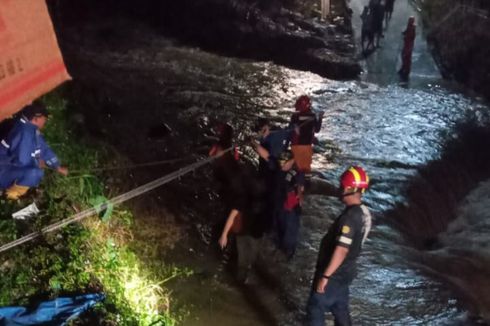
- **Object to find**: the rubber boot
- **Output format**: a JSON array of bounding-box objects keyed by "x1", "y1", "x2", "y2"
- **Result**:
[{"x1": 5, "y1": 184, "x2": 30, "y2": 200}]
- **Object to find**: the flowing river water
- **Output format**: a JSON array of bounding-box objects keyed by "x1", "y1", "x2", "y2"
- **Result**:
[{"x1": 60, "y1": 0, "x2": 490, "y2": 324}]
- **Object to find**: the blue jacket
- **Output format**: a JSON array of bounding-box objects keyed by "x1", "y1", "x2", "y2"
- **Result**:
[
  {"x1": 261, "y1": 128, "x2": 291, "y2": 160},
  {"x1": 0, "y1": 117, "x2": 59, "y2": 170}
]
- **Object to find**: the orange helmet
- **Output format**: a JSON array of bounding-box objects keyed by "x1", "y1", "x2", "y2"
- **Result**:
[
  {"x1": 295, "y1": 95, "x2": 312, "y2": 112},
  {"x1": 340, "y1": 166, "x2": 369, "y2": 193}
]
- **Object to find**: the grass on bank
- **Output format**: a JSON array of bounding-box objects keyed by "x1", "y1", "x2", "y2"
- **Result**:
[{"x1": 0, "y1": 91, "x2": 190, "y2": 325}]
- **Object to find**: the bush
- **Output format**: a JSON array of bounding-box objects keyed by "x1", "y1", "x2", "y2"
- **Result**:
[{"x1": 0, "y1": 90, "x2": 188, "y2": 325}]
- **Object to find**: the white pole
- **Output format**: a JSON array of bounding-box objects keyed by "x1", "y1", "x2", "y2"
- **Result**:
[{"x1": 321, "y1": 0, "x2": 330, "y2": 20}]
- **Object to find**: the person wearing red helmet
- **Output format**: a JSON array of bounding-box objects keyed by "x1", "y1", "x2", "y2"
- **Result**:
[
  {"x1": 306, "y1": 166, "x2": 372, "y2": 326},
  {"x1": 289, "y1": 95, "x2": 324, "y2": 177}
]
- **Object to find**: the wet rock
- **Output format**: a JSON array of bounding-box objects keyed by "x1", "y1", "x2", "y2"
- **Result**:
[
  {"x1": 423, "y1": 0, "x2": 490, "y2": 98},
  {"x1": 53, "y1": 0, "x2": 361, "y2": 80}
]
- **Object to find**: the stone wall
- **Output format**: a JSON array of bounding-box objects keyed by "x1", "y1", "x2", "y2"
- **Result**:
[
  {"x1": 423, "y1": 0, "x2": 490, "y2": 98},
  {"x1": 49, "y1": 0, "x2": 361, "y2": 80}
]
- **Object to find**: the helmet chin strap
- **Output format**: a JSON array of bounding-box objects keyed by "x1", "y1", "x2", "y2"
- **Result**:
[
  {"x1": 340, "y1": 191, "x2": 357, "y2": 198},
  {"x1": 340, "y1": 187, "x2": 358, "y2": 197}
]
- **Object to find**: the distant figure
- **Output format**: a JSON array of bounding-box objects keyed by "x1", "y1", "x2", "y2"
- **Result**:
[
  {"x1": 398, "y1": 16, "x2": 416, "y2": 79},
  {"x1": 370, "y1": 0, "x2": 385, "y2": 47},
  {"x1": 0, "y1": 103, "x2": 68, "y2": 200},
  {"x1": 384, "y1": 0, "x2": 395, "y2": 23},
  {"x1": 306, "y1": 166, "x2": 372, "y2": 326},
  {"x1": 361, "y1": 6, "x2": 374, "y2": 52}
]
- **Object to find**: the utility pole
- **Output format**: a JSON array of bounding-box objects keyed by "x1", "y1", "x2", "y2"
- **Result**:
[{"x1": 321, "y1": 0, "x2": 330, "y2": 21}]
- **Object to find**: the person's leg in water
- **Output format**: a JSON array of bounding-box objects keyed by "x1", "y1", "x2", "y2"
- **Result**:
[
  {"x1": 398, "y1": 49, "x2": 412, "y2": 80},
  {"x1": 235, "y1": 235, "x2": 261, "y2": 283},
  {"x1": 306, "y1": 281, "x2": 351, "y2": 326},
  {"x1": 329, "y1": 283, "x2": 351, "y2": 326},
  {"x1": 281, "y1": 209, "x2": 300, "y2": 260}
]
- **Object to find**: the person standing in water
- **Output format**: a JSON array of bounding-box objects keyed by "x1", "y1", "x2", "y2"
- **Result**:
[
  {"x1": 289, "y1": 95, "x2": 324, "y2": 180},
  {"x1": 385, "y1": 0, "x2": 395, "y2": 23},
  {"x1": 398, "y1": 16, "x2": 416, "y2": 79},
  {"x1": 306, "y1": 166, "x2": 372, "y2": 326}
]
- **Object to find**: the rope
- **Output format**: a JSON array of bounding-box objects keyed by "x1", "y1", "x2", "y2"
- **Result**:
[
  {"x1": 0, "y1": 113, "x2": 321, "y2": 253},
  {"x1": 0, "y1": 157, "x2": 195, "y2": 174},
  {"x1": 0, "y1": 149, "x2": 231, "y2": 254}
]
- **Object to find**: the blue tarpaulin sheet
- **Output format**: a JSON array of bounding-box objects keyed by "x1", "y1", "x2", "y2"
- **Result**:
[{"x1": 0, "y1": 293, "x2": 104, "y2": 326}]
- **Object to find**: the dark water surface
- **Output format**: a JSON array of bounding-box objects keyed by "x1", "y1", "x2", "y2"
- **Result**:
[{"x1": 170, "y1": 0, "x2": 490, "y2": 323}]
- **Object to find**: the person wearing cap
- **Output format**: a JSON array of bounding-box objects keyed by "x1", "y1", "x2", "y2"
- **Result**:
[
  {"x1": 306, "y1": 166, "x2": 372, "y2": 326},
  {"x1": 0, "y1": 103, "x2": 68, "y2": 200}
]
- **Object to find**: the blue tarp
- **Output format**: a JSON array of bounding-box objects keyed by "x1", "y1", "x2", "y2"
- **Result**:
[{"x1": 0, "y1": 293, "x2": 104, "y2": 326}]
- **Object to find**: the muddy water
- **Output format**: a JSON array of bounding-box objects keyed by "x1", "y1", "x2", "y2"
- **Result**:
[{"x1": 60, "y1": 3, "x2": 490, "y2": 324}]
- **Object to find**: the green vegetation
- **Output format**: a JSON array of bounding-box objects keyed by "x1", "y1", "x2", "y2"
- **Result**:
[{"x1": 0, "y1": 91, "x2": 189, "y2": 325}]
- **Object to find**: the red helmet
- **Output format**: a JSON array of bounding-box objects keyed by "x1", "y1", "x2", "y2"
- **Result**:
[
  {"x1": 295, "y1": 95, "x2": 311, "y2": 112},
  {"x1": 340, "y1": 166, "x2": 369, "y2": 193}
]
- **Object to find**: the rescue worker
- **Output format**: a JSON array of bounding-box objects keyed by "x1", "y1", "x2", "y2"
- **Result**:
[
  {"x1": 208, "y1": 122, "x2": 234, "y2": 157},
  {"x1": 306, "y1": 166, "x2": 372, "y2": 326},
  {"x1": 208, "y1": 122, "x2": 239, "y2": 199},
  {"x1": 0, "y1": 103, "x2": 68, "y2": 200},
  {"x1": 208, "y1": 122, "x2": 242, "y2": 242},
  {"x1": 218, "y1": 164, "x2": 266, "y2": 283},
  {"x1": 275, "y1": 151, "x2": 304, "y2": 260},
  {"x1": 253, "y1": 118, "x2": 291, "y2": 167},
  {"x1": 289, "y1": 95, "x2": 323, "y2": 177},
  {"x1": 398, "y1": 16, "x2": 416, "y2": 79},
  {"x1": 251, "y1": 118, "x2": 291, "y2": 233}
]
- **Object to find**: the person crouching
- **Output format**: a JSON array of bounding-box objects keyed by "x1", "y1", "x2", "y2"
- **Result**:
[{"x1": 0, "y1": 103, "x2": 68, "y2": 200}]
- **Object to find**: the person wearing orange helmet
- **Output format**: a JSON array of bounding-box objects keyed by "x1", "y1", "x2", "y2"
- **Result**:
[
  {"x1": 306, "y1": 166, "x2": 372, "y2": 326},
  {"x1": 289, "y1": 95, "x2": 324, "y2": 177}
]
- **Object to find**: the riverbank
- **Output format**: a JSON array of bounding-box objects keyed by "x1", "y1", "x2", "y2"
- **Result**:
[
  {"x1": 419, "y1": 0, "x2": 490, "y2": 98},
  {"x1": 0, "y1": 92, "x2": 188, "y2": 324}
]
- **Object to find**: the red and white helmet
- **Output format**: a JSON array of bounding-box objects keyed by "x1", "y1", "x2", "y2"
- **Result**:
[
  {"x1": 295, "y1": 95, "x2": 312, "y2": 112},
  {"x1": 340, "y1": 166, "x2": 369, "y2": 193}
]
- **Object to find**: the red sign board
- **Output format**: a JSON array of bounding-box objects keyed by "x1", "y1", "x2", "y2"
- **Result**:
[{"x1": 0, "y1": 0, "x2": 71, "y2": 121}]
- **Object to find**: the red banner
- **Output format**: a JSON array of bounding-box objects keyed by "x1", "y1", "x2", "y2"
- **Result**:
[{"x1": 0, "y1": 0, "x2": 71, "y2": 121}]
